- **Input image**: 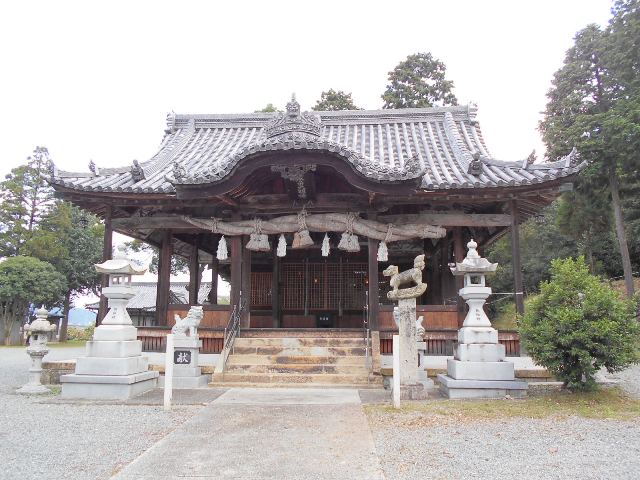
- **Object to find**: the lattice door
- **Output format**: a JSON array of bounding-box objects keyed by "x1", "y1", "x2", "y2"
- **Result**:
[{"x1": 251, "y1": 272, "x2": 272, "y2": 308}]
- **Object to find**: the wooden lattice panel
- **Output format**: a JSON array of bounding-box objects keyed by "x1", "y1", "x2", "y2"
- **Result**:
[
  {"x1": 282, "y1": 263, "x2": 305, "y2": 310},
  {"x1": 342, "y1": 263, "x2": 367, "y2": 310},
  {"x1": 251, "y1": 272, "x2": 272, "y2": 307}
]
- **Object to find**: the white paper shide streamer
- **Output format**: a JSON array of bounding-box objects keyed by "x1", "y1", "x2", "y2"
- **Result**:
[
  {"x1": 321, "y1": 233, "x2": 330, "y2": 257},
  {"x1": 377, "y1": 223, "x2": 394, "y2": 262},
  {"x1": 217, "y1": 235, "x2": 228, "y2": 261},
  {"x1": 277, "y1": 234, "x2": 287, "y2": 257}
]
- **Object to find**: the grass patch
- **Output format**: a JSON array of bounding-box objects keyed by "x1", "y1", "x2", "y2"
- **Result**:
[
  {"x1": 48, "y1": 340, "x2": 86, "y2": 348},
  {"x1": 366, "y1": 388, "x2": 640, "y2": 421},
  {"x1": 0, "y1": 340, "x2": 86, "y2": 349}
]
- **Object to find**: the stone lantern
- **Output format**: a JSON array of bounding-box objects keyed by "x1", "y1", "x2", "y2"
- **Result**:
[
  {"x1": 61, "y1": 245, "x2": 159, "y2": 399},
  {"x1": 437, "y1": 240, "x2": 528, "y2": 399},
  {"x1": 17, "y1": 306, "x2": 56, "y2": 394}
]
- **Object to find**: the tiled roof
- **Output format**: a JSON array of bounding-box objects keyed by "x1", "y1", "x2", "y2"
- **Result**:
[
  {"x1": 86, "y1": 282, "x2": 213, "y2": 310},
  {"x1": 50, "y1": 104, "x2": 583, "y2": 193}
]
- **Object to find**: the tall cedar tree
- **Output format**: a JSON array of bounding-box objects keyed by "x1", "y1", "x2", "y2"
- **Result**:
[
  {"x1": 540, "y1": 2, "x2": 640, "y2": 297},
  {"x1": 0, "y1": 147, "x2": 54, "y2": 257},
  {"x1": 382, "y1": 52, "x2": 458, "y2": 108},
  {"x1": 312, "y1": 89, "x2": 360, "y2": 111}
]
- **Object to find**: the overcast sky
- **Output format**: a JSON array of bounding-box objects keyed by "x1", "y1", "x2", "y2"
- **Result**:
[{"x1": 0, "y1": 0, "x2": 613, "y2": 303}]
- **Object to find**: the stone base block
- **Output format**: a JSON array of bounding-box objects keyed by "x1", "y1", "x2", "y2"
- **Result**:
[
  {"x1": 437, "y1": 374, "x2": 528, "y2": 399},
  {"x1": 158, "y1": 374, "x2": 210, "y2": 389},
  {"x1": 92, "y1": 325, "x2": 138, "y2": 341},
  {"x1": 458, "y1": 327, "x2": 498, "y2": 344},
  {"x1": 174, "y1": 365, "x2": 202, "y2": 377},
  {"x1": 447, "y1": 358, "x2": 514, "y2": 381},
  {"x1": 60, "y1": 371, "x2": 159, "y2": 400},
  {"x1": 173, "y1": 337, "x2": 202, "y2": 349},
  {"x1": 85, "y1": 340, "x2": 142, "y2": 358},
  {"x1": 393, "y1": 383, "x2": 428, "y2": 400},
  {"x1": 455, "y1": 343, "x2": 505, "y2": 362},
  {"x1": 75, "y1": 356, "x2": 148, "y2": 376}
]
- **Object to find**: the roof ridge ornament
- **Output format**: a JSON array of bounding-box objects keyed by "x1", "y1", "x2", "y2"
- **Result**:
[
  {"x1": 165, "y1": 111, "x2": 177, "y2": 134},
  {"x1": 264, "y1": 94, "x2": 322, "y2": 139},
  {"x1": 468, "y1": 151, "x2": 483, "y2": 175},
  {"x1": 131, "y1": 159, "x2": 145, "y2": 182},
  {"x1": 88, "y1": 160, "x2": 99, "y2": 176}
]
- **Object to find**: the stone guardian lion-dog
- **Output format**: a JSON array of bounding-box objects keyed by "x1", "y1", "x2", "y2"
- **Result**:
[{"x1": 383, "y1": 254, "x2": 427, "y2": 301}]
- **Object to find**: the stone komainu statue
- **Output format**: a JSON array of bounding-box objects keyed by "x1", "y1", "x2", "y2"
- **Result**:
[
  {"x1": 383, "y1": 254, "x2": 427, "y2": 300},
  {"x1": 171, "y1": 306, "x2": 204, "y2": 337}
]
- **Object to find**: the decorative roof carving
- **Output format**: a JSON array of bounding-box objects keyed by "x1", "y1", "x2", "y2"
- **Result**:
[
  {"x1": 88, "y1": 160, "x2": 98, "y2": 175},
  {"x1": 173, "y1": 160, "x2": 186, "y2": 180},
  {"x1": 130, "y1": 160, "x2": 145, "y2": 182},
  {"x1": 271, "y1": 164, "x2": 316, "y2": 198},
  {"x1": 165, "y1": 111, "x2": 176, "y2": 134},
  {"x1": 263, "y1": 94, "x2": 322, "y2": 140},
  {"x1": 468, "y1": 151, "x2": 483, "y2": 175}
]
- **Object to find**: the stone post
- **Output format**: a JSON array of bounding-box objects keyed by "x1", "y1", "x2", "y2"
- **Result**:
[
  {"x1": 383, "y1": 254, "x2": 429, "y2": 400},
  {"x1": 17, "y1": 307, "x2": 56, "y2": 395}
]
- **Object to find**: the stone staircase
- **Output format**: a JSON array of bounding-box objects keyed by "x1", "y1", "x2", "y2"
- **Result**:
[{"x1": 210, "y1": 330, "x2": 382, "y2": 388}]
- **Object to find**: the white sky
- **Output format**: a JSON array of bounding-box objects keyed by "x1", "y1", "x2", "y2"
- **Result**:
[{"x1": 0, "y1": 0, "x2": 613, "y2": 305}]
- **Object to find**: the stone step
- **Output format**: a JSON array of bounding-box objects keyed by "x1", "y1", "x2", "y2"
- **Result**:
[
  {"x1": 227, "y1": 354, "x2": 367, "y2": 366},
  {"x1": 231, "y1": 346, "x2": 367, "y2": 356},
  {"x1": 225, "y1": 363, "x2": 370, "y2": 375},
  {"x1": 234, "y1": 337, "x2": 366, "y2": 348},
  {"x1": 211, "y1": 372, "x2": 381, "y2": 386},
  {"x1": 240, "y1": 329, "x2": 363, "y2": 338},
  {"x1": 208, "y1": 381, "x2": 383, "y2": 389}
]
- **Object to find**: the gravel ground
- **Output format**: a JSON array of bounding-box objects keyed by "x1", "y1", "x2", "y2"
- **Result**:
[
  {"x1": 368, "y1": 411, "x2": 640, "y2": 479},
  {"x1": 602, "y1": 363, "x2": 640, "y2": 399},
  {"x1": 0, "y1": 346, "x2": 201, "y2": 480},
  {"x1": 367, "y1": 363, "x2": 640, "y2": 480}
]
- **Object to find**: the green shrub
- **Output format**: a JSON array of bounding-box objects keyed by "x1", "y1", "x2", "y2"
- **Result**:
[
  {"x1": 520, "y1": 257, "x2": 639, "y2": 392},
  {"x1": 66, "y1": 326, "x2": 94, "y2": 341}
]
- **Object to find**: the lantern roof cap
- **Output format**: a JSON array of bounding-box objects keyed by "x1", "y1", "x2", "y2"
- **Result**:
[
  {"x1": 95, "y1": 245, "x2": 147, "y2": 275},
  {"x1": 450, "y1": 239, "x2": 498, "y2": 275}
]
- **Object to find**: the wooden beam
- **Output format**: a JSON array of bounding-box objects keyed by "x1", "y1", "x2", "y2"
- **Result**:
[
  {"x1": 510, "y1": 200, "x2": 525, "y2": 316},
  {"x1": 156, "y1": 230, "x2": 172, "y2": 326},
  {"x1": 97, "y1": 206, "x2": 113, "y2": 326},
  {"x1": 378, "y1": 213, "x2": 512, "y2": 227},
  {"x1": 368, "y1": 238, "x2": 380, "y2": 331}
]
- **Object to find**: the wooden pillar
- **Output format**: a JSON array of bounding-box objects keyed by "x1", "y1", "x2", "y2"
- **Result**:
[
  {"x1": 156, "y1": 230, "x2": 172, "y2": 326},
  {"x1": 272, "y1": 246, "x2": 280, "y2": 327},
  {"x1": 453, "y1": 227, "x2": 466, "y2": 328},
  {"x1": 368, "y1": 238, "x2": 380, "y2": 331},
  {"x1": 241, "y1": 237, "x2": 251, "y2": 328},
  {"x1": 439, "y1": 235, "x2": 449, "y2": 305},
  {"x1": 208, "y1": 258, "x2": 218, "y2": 304},
  {"x1": 510, "y1": 200, "x2": 525, "y2": 315},
  {"x1": 230, "y1": 236, "x2": 242, "y2": 309},
  {"x1": 97, "y1": 206, "x2": 113, "y2": 326},
  {"x1": 188, "y1": 238, "x2": 200, "y2": 305}
]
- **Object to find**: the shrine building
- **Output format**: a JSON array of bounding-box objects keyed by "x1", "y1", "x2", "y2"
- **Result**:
[{"x1": 49, "y1": 97, "x2": 583, "y2": 383}]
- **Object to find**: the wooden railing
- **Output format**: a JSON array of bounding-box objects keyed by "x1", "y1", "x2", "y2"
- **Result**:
[
  {"x1": 379, "y1": 329, "x2": 521, "y2": 357},
  {"x1": 138, "y1": 327, "x2": 224, "y2": 354}
]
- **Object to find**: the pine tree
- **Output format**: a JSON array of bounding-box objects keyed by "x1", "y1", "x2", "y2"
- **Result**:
[{"x1": 382, "y1": 52, "x2": 458, "y2": 109}]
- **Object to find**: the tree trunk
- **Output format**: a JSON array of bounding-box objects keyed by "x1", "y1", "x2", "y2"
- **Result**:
[
  {"x1": 59, "y1": 291, "x2": 71, "y2": 342},
  {"x1": 609, "y1": 167, "x2": 635, "y2": 297}
]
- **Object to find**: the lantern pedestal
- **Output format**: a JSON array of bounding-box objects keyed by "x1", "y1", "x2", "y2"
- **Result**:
[{"x1": 61, "y1": 247, "x2": 158, "y2": 400}]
